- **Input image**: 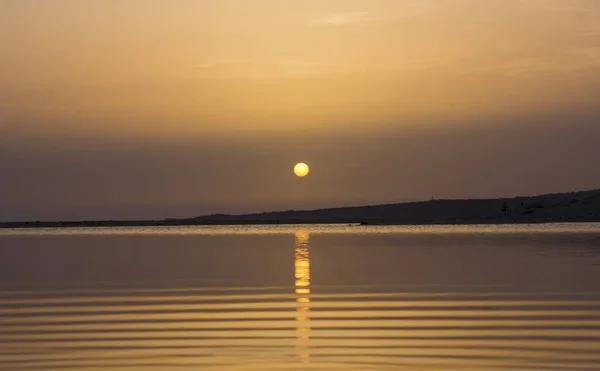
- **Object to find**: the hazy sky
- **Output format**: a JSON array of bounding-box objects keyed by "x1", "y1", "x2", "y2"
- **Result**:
[{"x1": 1, "y1": 0, "x2": 600, "y2": 221}]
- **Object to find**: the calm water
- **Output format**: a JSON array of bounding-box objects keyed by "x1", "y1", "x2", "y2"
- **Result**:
[{"x1": 1, "y1": 223, "x2": 600, "y2": 370}]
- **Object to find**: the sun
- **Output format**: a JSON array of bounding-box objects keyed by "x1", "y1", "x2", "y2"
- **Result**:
[{"x1": 294, "y1": 163, "x2": 309, "y2": 177}]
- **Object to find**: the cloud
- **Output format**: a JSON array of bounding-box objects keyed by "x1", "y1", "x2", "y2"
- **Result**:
[
  {"x1": 191, "y1": 56, "x2": 472, "y2": 80},
  {"x1": 522, "y1": 0, "x2": 600, "y2": 13},
  {"x1": 310, "y1": 1, "x2": 442, "y2": 26},
  {"x1": 192, "y1": 59, "x2": 340, "y2": 79},
  {"x1": 310, "y1": 12, "x2": 381, "y2": 26},
  {"x1": 474, "y1": 47, "x2": 600, "y2": 76}
]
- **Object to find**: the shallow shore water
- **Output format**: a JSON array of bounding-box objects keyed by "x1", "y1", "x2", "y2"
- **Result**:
[{"x1": 1, "y1": 223, "x2": 600, "y2": 370}]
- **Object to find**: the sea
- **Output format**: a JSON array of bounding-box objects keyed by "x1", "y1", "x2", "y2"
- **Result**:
[{"x1": 1, "y1": 223, "x2": 600, "y2": 370}]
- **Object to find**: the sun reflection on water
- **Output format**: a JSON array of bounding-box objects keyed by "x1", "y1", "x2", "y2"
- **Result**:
[{"x1": 294, "y1": 231, "x2": 311, "y2": 360}]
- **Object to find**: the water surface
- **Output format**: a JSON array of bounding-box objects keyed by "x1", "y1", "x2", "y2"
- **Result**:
[{"x1": 1, "y1": 224, "x2": 600, "y2": 370}]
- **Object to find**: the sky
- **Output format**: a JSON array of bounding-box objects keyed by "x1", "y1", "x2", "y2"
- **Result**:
[{"x1": 1, "y1": 0, "x2": 600, "y2": 221}]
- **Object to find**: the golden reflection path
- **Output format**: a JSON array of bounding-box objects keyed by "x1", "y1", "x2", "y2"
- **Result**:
[{"x1": 294, "y1": 231, "x2": 311, "y2": 361}]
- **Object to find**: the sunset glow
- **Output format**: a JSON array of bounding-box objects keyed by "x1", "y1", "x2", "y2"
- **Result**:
[
  {"x1": 2, "y1": 2, "x2": 600, "y2": 370},
  {"x1": 1, "y1": 0, "x2": 599, "y2": 221}
]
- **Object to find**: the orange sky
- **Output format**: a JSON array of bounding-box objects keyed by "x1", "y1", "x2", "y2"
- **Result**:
[
  {"x1": 2, "y1": 0, "x2": 599, "y2": 135},
  {"x1": 1, "y1": 1, "x2": 600, "y2": 220}
]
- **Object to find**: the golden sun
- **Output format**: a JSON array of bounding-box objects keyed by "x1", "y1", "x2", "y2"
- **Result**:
[{"x1": 294, "y1": 163, "x2": 309, "y2": 177}]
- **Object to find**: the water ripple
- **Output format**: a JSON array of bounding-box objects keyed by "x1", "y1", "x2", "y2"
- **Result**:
[{"x1": 2, "y1": 226, "x2": 600, "y2": 370}]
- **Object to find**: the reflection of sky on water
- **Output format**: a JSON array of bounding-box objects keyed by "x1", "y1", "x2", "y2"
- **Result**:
[{"x1": 2, "y1": 225, "x2": 600, "y2": 369}]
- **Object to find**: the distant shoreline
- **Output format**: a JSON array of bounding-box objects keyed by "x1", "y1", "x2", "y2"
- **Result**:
[
  {"x1": 1, "y1": 218, "x2": 600, "y2": 230},
  {"x1": 2, "y1": 188, "x2": 600, "y2": 229}
]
